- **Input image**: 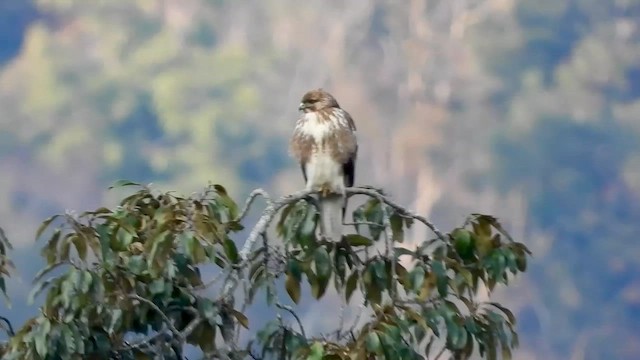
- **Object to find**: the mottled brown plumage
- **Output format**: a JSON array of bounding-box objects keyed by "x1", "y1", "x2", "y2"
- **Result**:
[{"x1": 289, "y1": 89, "x2": 358, "y2": 241}]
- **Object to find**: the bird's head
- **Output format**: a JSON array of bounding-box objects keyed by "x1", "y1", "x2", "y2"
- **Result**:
[{"x1": 298, "y1": 89, "x2": 340, "y2": 113}]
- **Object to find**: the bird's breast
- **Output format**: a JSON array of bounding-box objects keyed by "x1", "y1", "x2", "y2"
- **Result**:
[{"x1": 305, "y1": 149, "x2": 345, "y2": 194}]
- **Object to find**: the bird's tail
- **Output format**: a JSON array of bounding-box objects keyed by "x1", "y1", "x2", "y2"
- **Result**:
[{"x1": 319, "y1": 193, "x2": 345, "y2": 242}]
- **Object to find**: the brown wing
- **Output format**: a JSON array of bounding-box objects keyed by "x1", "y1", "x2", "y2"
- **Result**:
[
  {"x1": 289, "y1": 118, "x2": 314, "y2": 183},
  {"x1": 331, "y1": 109, "x2": 357, "y2": 188}
]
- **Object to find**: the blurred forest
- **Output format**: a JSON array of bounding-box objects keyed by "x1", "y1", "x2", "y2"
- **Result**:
[{"x1": 1, "y1": 0, "x2": 640, "y2": 359}]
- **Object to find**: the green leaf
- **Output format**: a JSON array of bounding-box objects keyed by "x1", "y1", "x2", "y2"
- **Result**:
[
  {"x1": 215, "y1": 184, "x2": 240, "y2": 220},
  {"x1": 226, "y1": 220, "x2": 244, "y2": 232},
  {"x1": 287, "y1": 258, "x2": 302, "y2": 281},
  {"x1": 432, "y1": 261, "x2": 448, "y2": 297},
  {"x1": 364, "y1": 200, "x2": 384, "y2": 240},
  {"x1": 231, "y1": 309, "x2": 250, "y2": 329},
  {"x1": 452, "y1": 228, "x2": 475, "y2": 260},
  {"x1": 309, "y1": 341, "x2": 324, "y2": 360},
  {"x1": 198, "y1": 298, "x2": 218, "y2": 325},
  {"x1": 344, "y1": 234, "x2": 374, "y2": 247},
  {"x1": 487, "y1": 302, "x2": 517, "y2": 325},
  {"x1": 390, "y1": 213, "x2": 404, "y2": 242},
  {"x1": 447, "y1": 319, "x2": 467, "y2": 350},
  {"x1": 345, "y1": 271, "x2": 359, "y2": 302},
  {"x1": 149, "y1": 278, "x2": 165, "y2": 295},
  {"x1": 379, "y1": 331, "x2": 400, "y2": 358},
  {"x1": 504, "y1": 248, "x2": 519, "y2": 274},
  {"x1": 352, "y1": 206, "x2": 365, "y2": 234},
  {"x1": 109, "y1": 179, "x2": 141, "y2": 189},
  {"x1": 314, "y1": 246, "x2": 332, "y2": 280},
  {"x1": 512, "y1": 244, "x2": 529, "y2": 272},
  {"x1": 29, "y1": 278, "x2": 53, "y2": 304},
  {"x1": 97, "y1": 224, "x2": 113, "y2": 262},
  {"x1": 297, "y1": 202, "x2": 317, "y2": 247},
  {"x1": 394, "y1": 247, "x2": 415, "y2": 258},
  {"x1": 213, "y1": 184, "x2": 229, "y2": 196},
  {"x1": 108, "y1": 309, "x2": 123, "y2": 335},
  {"x1": 183, "y1": 233, "x2": 207, "y2": 263},
  {"x1": 223, "y1": 238, "x2": 239, "y2": 264},
  {"x1": 0, "y1": 277, "x2": 9, "y2": 307},
  {"x1": 365, "y1": 279, "x2": 382, "y2": 305},
  {"x1": 371, "y1": 259, "x2": 388, "y2": 289},
  {"x1": 461, "y1": 329, "x2": 475, "y2": 358},
  {"x1": 276, "y1": 202, "x2": 297, "y2": 237},
  {"x1": 127, "y1": 255, "x2": 146, "y2": 275},
  {"x1": 72, "y1": 235, "x2": 88, "y2": 261},
  {"x1": 41, "y1": 228, "x2": 61, "y2": 264},
  {"x1": 314, "y1": 277, "x2": 330, "y2": 300},
  {"x1": 334, "y1": 247, "x2": 347, "y2": 284},
  {"x1": 411, "y1": 265, "x2": 426, "y2": 293},
  {"x1": 394, "y1": 262, "x2": 409, "y2": 289},
  {"x1": 424, "y1": 309, "x2": 441, "y2": 337},
  {"x1": 285, "y1": 272, "x2": 301, "y2": 304},
  {"x1": 366, "y1": 331, "x2": 381, "y2": 353},
  {"x1": 115, "y1": 226, "x2": 134, "y2": 249},
  {"x1": 35, "y1": 320, "x2": 49, "y2": 357},
  {"x1": 79, "y1": 270, "x2": 92, "y2": 294},
  {"x1": 36, "y1": 215, "x2": 60, "y2": 242}
]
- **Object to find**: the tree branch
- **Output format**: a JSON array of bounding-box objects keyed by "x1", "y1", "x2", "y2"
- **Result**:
[
  {"x1": 275, "y1": 303, "x2": 306, "y2": 338},
  {"x1": 0, "y1": 315, "x2": 14, "y2": 336},
  {"x1": 214, "y1": 185, "x2": 450, "y2": 353},
  {"x1": 346, "y1": 187, "x2": 447, "y2": 242},
  {"x1": 127, "y1": 294, "x2": 184, "y2": 342},
  {"x1": 235, "y1": 188, "x2": 272, "y2": 223},
  {"x1": 222, "y1": 189, "x2": 315, "y2": 297}
]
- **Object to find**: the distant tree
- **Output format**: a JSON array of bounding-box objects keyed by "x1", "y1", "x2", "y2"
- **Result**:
[{"x1": 0, "y1": 181, "x2": 529, "y2": 359}]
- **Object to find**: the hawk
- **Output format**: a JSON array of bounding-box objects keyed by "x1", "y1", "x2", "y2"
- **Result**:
[{"x1": 290, "y1": 89, "x2": 358, "y2": 242}]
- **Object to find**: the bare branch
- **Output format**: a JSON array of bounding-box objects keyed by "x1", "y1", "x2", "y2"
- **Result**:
[{"x1": 235, "y1": 188, "x2": 273, "y2": 223}]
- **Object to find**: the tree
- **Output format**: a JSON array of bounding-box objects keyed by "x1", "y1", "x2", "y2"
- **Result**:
[{"x1": 0, "y1": 180, "x2": 529, "y2": 359}]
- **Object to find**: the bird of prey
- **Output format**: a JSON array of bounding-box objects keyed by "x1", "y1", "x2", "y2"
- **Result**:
[{"x1": 289, "y1": 89, "x2": 358, "y2": 242}]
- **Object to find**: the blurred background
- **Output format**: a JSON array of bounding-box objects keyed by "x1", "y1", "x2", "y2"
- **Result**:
[{"x1": 1, "y1": 0, "x2": 640, "y2": 358}]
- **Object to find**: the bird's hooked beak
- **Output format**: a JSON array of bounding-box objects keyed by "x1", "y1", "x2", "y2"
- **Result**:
[{"x1": 298, "y1": 103, "x2": 306, "y2": 112}]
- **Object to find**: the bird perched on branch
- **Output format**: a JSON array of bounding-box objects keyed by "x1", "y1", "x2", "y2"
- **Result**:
[{"x1": 289, "y1": 89, "x2": 358, "y2": 242}]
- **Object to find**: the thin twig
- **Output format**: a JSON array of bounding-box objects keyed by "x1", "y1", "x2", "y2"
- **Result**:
[
  {"x1": 275, "y1": 303, "x2": 306, "y2": 338},
  {"x1": 379, "y1": 197, "x2": 397, "y2": 299},
  {"x1": 0, "y1": 315, "x2": 14, "y2": 336},
  {"x1": 343, "y1": 221, "x2": 385, "y2": 228},
  {"x1": 346, "y1": 187, "x2": 447, "y2": 242},
  {"x1": 181, "y1": 315, "x2": 203, "y2": 340},
  {"x1": 336, "y1": 303, "x2": 346, "y2": 340},
  {"x1": 235, "y1": 189, "x2": 272, "y2": 223},
  {"x1": 127, "y1": 294, "x2": 183, "y2": 342}
]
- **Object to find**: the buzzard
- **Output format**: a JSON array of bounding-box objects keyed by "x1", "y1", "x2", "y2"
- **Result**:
[{"x1": 290, "y1": 89, "x2": 358, "y2": 242}]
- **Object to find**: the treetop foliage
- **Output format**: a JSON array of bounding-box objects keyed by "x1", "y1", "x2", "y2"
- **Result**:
[{"x1": 0, "y1": 181, "x2": 530, "y2": 359}]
